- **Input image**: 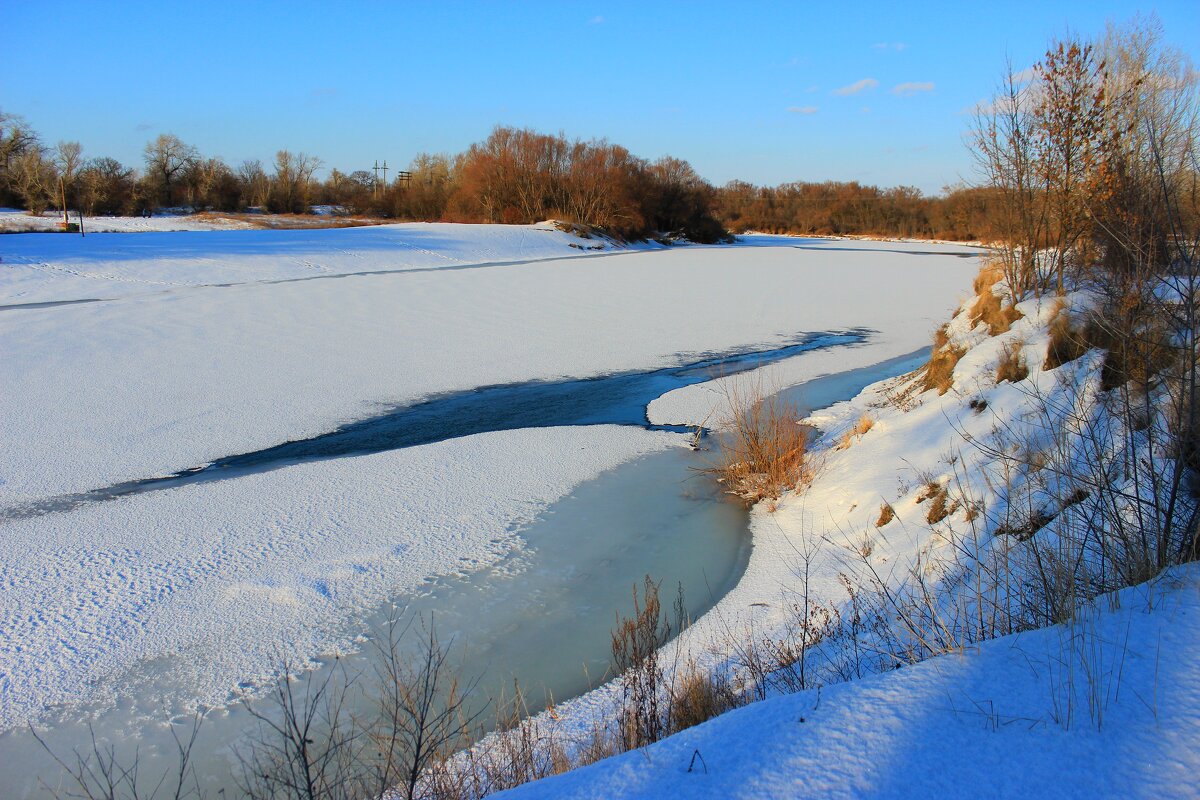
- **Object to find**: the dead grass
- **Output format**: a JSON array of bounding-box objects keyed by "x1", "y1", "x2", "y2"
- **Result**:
[
  {"x1": 876, "y1": 502, "x2": 896, "y2": 527},
  {"x1": 837, "y1": 414, "x2": 875, "y2": 450},
  {"x1": 996, "y1": 341, "x2": 1030, "y2": 384},
  {"x1": 702, "y1": 382, "x2": 814, "y2": 505},
  {"x1": 920, "y1": 325, "x2": 967, "y2": 395},
  {"x1": 668, "y1": 668, "x2": 743, "y2": 734},
  {"x1": 973, "y1": 289, "x2": 1024, "y2": 336},
  {"x1": 1045, "y1": 301, "x2": 1089, "y2": 370},
  {"x1": 194, "y1": 211, "x2": 391, "y2": 230},
  {"x1": 925, "y1": 485, "x2": 956, "y2": 524},
  {"x1": 971, "y1": 264, "x2": 1023, "y2": 335}
]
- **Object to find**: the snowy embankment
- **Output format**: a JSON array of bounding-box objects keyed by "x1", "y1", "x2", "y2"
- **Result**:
[
  {"x1": 498, "y1": 275, "x2": 1199, "y2": 796},
  {"x1": 502, "y1": 566, "x2": 1200, "y2": 799},
  {"x1": 0, "y1": 226, "x2": 978, "y2": 739}
]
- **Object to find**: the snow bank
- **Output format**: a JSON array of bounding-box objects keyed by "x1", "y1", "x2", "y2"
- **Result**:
[
  {"x1": 0, "y1": 209, "x2": 257, "y2": 234},
  {"x1": 502, "y1": 565, "x2": 1200, "y2": 799},
  {"x1": 492, "y1": 278, "x2": 1194, "y2": 796}
]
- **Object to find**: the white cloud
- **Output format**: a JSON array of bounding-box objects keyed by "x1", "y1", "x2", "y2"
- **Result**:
[
  {"x1": 588, "y1": 15, "x2": 604, "y2": 24},
  {"x1": 872, "y1": 42, "x2": 908, "y2": 52},
  {"x1": 833, "y1": 78, "x2": 879, "y2": 96},
  {"x1": 892, "y1": 81, "x2": 935, "y2": 96},
  {"x1": 787, "y1": 106, "x2": 819, "y2": 114}
]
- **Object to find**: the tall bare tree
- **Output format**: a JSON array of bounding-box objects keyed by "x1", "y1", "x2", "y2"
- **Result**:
[{"x1": 143, "y1": 133, "x2": 199, "y2": 208}]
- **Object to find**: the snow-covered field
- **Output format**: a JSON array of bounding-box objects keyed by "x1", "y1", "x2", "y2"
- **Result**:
[
  {"x1": 0, "y1": 208, "x2": 259, "y2": 235},
  {"x1": 0, "y1": 222, "x2": 980, "y2": 764}
]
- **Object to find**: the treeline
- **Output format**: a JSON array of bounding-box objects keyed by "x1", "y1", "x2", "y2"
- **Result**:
[
  {"x1": 0, "y1": 121, "x2": 729, "y2": 242},
  {"x1": 714, "y1": 180, "x2": 1001, "y2": 240}
]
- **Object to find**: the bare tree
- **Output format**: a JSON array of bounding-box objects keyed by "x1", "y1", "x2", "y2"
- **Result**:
[
  {"x1": 238, "y1": 159, "x2": 270, "y2": 209},
  {"x1": 12, "y1": 148, "x2": 54, "y2": 215},
  {"x1": 54, "y1": 140, "x2": 84, "y2": 210},
  {"x1": 143, "y1": 134, "x2": 199, "y2": 208}
]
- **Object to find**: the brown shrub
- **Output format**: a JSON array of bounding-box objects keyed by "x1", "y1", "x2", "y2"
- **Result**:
[
  {"x1": 876, "y1": 502, "x2": 896, "y2": 527},
  {"x1": 702, "y1": 384, "x2": 814, "y2": 504},
  {"x1": 996, "y1": 341, "x2": 1029, "y2": 384},
  {"x1": 1082, "y1": 314, "x2": 1176, "y2": 393}
]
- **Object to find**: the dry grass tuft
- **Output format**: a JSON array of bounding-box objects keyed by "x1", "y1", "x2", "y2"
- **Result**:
[
  {"x1": 921, "y1": 325, "x2": 967, "y2": 395},
  {"x1": 668, "y1": 669, "x2": 743, "y2": 734},
  {"x1": 702, "y1": 383, "x2": 814, "y2": 505},
  {"x1": 876, "y1": 502, "x2": 896, "y2": 527},
  {"x1": 1044, "y1": 300, "x2": 1088, "y2": 370},
  {"x1": 970, "y1": 264, "x2": 1023, "y2": 335},
  {"x1": 925, "y1": 485, "x2": 953, "y2": 524},
  {"x1": 838, "y1": 414, "x2": 875, "y2": 450},
  {"x1": 996, "y1": 341, "x2": 1030, "y2": 384},
  {"x1": 972, "y1": 289, "x2": 1024, "y2": 336}
]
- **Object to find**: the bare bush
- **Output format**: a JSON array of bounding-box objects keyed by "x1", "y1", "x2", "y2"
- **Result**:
[{"x1": 701, "y1": 379, "x2": 814, "y2": 504}]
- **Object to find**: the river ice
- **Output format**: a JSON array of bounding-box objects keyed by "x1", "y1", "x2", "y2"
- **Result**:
[{"x1": 0, "y1": 224, "x2": 980, "y2": 743}]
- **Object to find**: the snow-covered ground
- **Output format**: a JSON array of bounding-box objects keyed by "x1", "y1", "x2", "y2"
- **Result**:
[
  {"x1": 502, "y1": 565, "x2": 1200, "y2": 799},
  {"x1": 0, "y1": 223, "x2": 979, "y2": 763},
  {"x1": 0, "y1": 208, "x2": 258, "y2": 234},
  {"x1": 0, "y1": 218, "x2": 650, "y2": 305}
]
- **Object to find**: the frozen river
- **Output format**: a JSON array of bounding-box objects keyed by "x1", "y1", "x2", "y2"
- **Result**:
[{"x1": 0, "y1": 222, "x2": 979, "y2": 795}]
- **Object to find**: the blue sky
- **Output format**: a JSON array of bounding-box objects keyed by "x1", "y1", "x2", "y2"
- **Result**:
[{"x1": 4, "y1": 0, "x2": 1198, "y2": 195}]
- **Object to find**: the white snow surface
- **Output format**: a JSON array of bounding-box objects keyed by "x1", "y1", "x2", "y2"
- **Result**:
[
  {"x1": 0, "y1": 425, "x2": 680, "y2": 732},
  {"x1": 501, "y1": 565, "x2": 1200, "y2": 799},
  {"x1": 0, "y1": 208, "x2": 258, "y2": 235},
  {"x1": 0, "y1": 218, "x2": 647, "y2": 305}
]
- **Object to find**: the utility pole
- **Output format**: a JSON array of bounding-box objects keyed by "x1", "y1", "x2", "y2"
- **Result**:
[
  {"x1": 381, "y1": 159, "x2": 389, "y2": 188},
  {"x1": 372, "y1": 160, "x2": 380, "y2": 198}
]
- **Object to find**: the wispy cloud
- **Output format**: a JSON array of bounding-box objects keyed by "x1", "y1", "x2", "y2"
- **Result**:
[
  {"x1": 892, "y1": 81, "x2": 935, "y2": 96},
  {"x1": 1011, "y1": 67, "x2": 1038, "y2": 84},
  {"x1": 787, "y1": 106, "x2": 819, "y2": 114},
  {"x1": 588, "y1": 15, "x2": 604, "y2": 24},
  {"x1": 833, "y1": 78, "x2": 878, "y2": 96},
  {"x1": 135, "y1": 122, "x2": 153, "y2": 132},
  {"x1": 872, "y1": 42, "x2": 908, "y2": 52}
]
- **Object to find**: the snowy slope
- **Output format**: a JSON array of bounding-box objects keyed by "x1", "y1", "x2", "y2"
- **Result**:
[
  {"x1": 495, "y1": 282, "x2": 1199, "y2": 799},
  {"x1": 500, "y1": 565, "x2": 1200, "y2": 799}
]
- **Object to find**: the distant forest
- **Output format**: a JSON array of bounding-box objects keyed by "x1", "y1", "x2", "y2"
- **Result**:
[{"x1": 0, "y1": 114, "x2": 1000, "y2": 242}]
